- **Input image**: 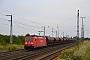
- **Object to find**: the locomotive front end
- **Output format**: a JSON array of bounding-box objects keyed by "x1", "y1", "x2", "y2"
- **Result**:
[{"x1": 24, "y1": 36, "x2": 34, "y2": 50}]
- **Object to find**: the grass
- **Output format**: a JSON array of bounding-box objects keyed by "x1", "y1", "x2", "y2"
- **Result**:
[
  {"x1": 0, "y1": 44, "x2": 24, "y2": 51},
  {"x1": 85, "y1": 47, "x2": 90, "y2": 60},
  {"x1": 74, "y1": 40, "x2": 90, "y2": 60},
  {"x1": 57, "y1": 40, "x2": 90, "y2": 60}
]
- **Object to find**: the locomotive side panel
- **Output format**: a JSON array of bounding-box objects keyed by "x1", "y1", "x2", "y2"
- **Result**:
[{"x1": 35, "y1": 37, "x2": 47, "y2": 47}]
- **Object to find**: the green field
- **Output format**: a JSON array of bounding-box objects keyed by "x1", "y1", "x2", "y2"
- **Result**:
[{"x1": 57, "y1": 40, "x2": 90, "y2": 60}]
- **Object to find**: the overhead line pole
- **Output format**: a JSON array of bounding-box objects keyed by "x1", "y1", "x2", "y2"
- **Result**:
[
  {"x1": 80, "y1": 17, "x2": 86, "y2": 41},
  {"x1": 6, "y1": 15, "x2": 13, "y2": 44},
  {"x1": 66, "y1": 32, "x2": 67, "y2": 40},
  {"x1": 57, "y1": 25, "x2": 59, "y2": 37},
  {"x1": 38, "y1": 31, "x2": 43, "y2": 36},
  {"x1": 56, "y1": 31, "x2": 57, "y2": 37},
  {"x1": 77, "y1": 10, "x2": 80, "y2": 50},
  {"x1": 52, "y1": 27, "x2": 53, "y2": 37},
  {"x1": 77, "y1": 10, "x2": 79, "y2": 44},
  {"x1": 63, "y1": 32, "x2": 64, "y2": 40},
  {"x1": 44, "y1": 26, "x2": 45, "y2": 37}
]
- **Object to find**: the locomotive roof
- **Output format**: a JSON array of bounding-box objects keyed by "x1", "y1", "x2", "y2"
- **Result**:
[{"x1": 30, "y1": 35, "x2": 45, "y2": 37}]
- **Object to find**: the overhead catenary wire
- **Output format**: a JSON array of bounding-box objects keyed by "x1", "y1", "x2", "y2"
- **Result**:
[
  {"x1": 13, "y1": 22, "x2": 38, "y2": 31},
  {"x1": 0, "y1": 7, "x2": 77, "y2": 27},
  {"x1": 0, "y1": 18, "x2": 41, "y2": 29},
  {"x1": 45, "y1": 16, "x2": 77, "y2": 33},
  {"x1": 47, "y1": 16, "x2": 77, "y2": 26},
  {"x1": 0, "y1": 23, "x2": 9, "y2": 26},
  {"x1": 13, "y1": 21, "x2": 40, "y2": 28},
  {"x1": 0, "y1": 17, "x2": 77, "y2": 33},
  {"x1": 0, "y1": 7, "x2": 45, "y2": 25},
  {"x1": 0, "y1": 19, "x2": 38, "y2": 31},
  {"x1": 0, "y1": 8, "x2": 76, "y2": 27},
  {"x1": 0, "y1": 18, "x2": 40, "y2": 31},
  {"x1": 0, "y1": 12, "x2": 6, "y2": 16},
  {"x1": 0, "y1": 9, "x2": 45, "y2": 30}
]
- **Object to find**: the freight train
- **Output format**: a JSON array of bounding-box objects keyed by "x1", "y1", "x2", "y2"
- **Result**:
[{"x1": 24, "y1": 35, "x2": 76, "y2": 50}]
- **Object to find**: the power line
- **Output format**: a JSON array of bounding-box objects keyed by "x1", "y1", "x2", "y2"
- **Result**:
[
  {"x1": 13, "y1": 22, "x2": 37, "y2": 31},
  {"x1": 0, "y1": 23, "x2": 9, "y2": 26},
  {"x1": 0, "y1": 8, "x2": 77, "y2": 31},
  {"x1": 13, "y1": 21, "x2": 40, "y2": 28},
  {"x1": 0, "y1": 8, "x2": 77, "y2": 27},
  {"x1": 1, "y1": 17, "x2": 76, "y2": 32},
  {"x1": 0, "y1": 18, "x2": 40, "y2": 32},
  {"x1": 0, "y1": 18, "x2": 41, "y2": 29},
  {"x1": 45, "y1": 16, "x2": 76, "y2": 34},
  {"x1": 0, "y1": 7, "x2": 45, "y2": 25},
  {"x1": 47, "y1": 16, "x2": 76, "y2": 26},
  {"x1": 0, "y1": 13, "x2": 6, "y2": 16},
  {"x1": 0, "y1": 18, "x2": 8, "y2": 21}
]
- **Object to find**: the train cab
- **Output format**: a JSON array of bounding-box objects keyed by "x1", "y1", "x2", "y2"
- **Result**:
[{"x1": 24, "y1": 36, "x2": 34, "y2": 50}]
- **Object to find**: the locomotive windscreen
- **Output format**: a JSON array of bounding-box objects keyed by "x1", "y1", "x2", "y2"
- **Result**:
[{"x1": 25, "y1": 38, "x2": 34, "y2": 41}]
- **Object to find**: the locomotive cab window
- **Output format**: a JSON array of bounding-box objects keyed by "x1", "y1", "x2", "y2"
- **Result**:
[{"x1": 26, "y1": 38, "x2": 34, "y2": 41}]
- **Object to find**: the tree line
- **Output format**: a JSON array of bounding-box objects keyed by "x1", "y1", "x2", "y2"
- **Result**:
[
  {"x1": 0, "y1": 34, "x2": 26, "y2": 45},
  {"x1": 0, "y1": 33, "x2": 90, "y2": 45}
]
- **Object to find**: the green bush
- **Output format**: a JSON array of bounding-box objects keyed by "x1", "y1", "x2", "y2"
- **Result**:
[
  {"x1": 0, "y1": 34, "x2": 25, "y2": 50},
  {"x1": 0, "y1": 34, "x2": 25, "y2": 45}
]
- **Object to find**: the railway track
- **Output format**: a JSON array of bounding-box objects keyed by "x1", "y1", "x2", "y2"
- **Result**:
[
  {"x1": 0, "y1": 49, "x2": 26, "y2": 60},
  {"x1": 0, "y1": 42, "x2": 77, "y2": 60},
  {"x1": 12, "y1": 46, "x2": 61, "y2": 60},
  {"x1": 39, "y1": 43, "x2": 77, "y2": 60},
  {"x1": 0, "y1": 49, "x2": 24, "y2": 57},
  {"x1": 0, "y1": 49, "x2": 25, "y2": 56},
  {"x1": 12, "y1": 42, "x2": 77, "y2": 60}
]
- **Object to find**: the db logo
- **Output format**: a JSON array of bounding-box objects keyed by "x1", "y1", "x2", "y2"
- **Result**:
[{"x1": 40, "y1": 40, "x2": 43, "y2": 42}]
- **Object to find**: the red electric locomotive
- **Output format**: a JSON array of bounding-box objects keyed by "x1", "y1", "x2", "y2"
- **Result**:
[{"x1": 24, "y1": 35, "x2": 47, "y2": 50}]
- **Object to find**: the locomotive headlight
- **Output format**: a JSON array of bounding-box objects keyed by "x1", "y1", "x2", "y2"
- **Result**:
[
  {"x1": 30, "y1": 42, "x2": 33, "y2": 44},
  {"x1": 25, "y1": 42, "x2": 27, "y2": 44}
]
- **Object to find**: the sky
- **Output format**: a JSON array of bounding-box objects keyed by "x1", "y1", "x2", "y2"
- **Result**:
[{"x1": 0, "y1": 0, "x2": 90, "y2": 37}]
